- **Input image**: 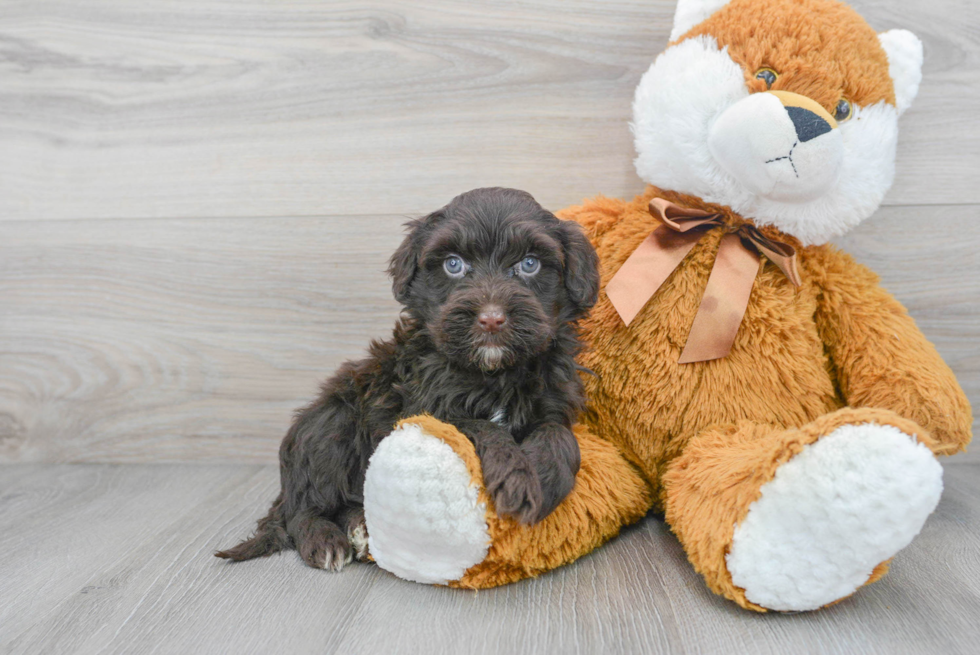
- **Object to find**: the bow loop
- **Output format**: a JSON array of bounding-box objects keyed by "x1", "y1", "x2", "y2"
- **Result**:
[
  {"x1": 649, "y1": 197, "x2": 725, "y2": 232},
  {"x1": 734, "y1": 223, "x2": 802, "y2": 287},
  {"x1": 604, "y1": 198, "x2": 802, "y2": 363}
]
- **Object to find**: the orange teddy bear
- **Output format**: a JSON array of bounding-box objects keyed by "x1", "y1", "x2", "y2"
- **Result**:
[{"x1": 361, "y1": 0, "x2": 973, "y2": 612}]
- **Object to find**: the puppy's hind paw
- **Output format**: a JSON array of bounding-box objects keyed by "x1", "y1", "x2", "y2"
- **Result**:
[
  {"x1": 303, "y1": 539, "x2": 353, "y2": 572},
  {"x1": 296, "y1": 525, "x2": 352, "y2": 572},
  {"x1": 324, "y1": 543, "x2": 354, "y2": 572}
]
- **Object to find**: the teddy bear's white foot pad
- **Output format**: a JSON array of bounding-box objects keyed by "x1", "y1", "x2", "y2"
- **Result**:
[
  {"x1": 363, "y1": 423, "x2": 490, "y2": 584},
  {"x1": 726, "y1": 423, "x2": 943, "y2": 611}
]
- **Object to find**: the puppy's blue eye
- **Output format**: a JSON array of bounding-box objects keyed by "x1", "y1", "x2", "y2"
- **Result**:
[
  {"x1": 444, "y1": 255, "x2": 465, "y2": 277},
  {"x1": 519, "y1": 256, "x2": 540, "y2": 275}
]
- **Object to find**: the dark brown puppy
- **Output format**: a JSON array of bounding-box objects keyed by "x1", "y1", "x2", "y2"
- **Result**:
[{"x1": 216, "y1": 187, "x2": 600, "y2": 571}]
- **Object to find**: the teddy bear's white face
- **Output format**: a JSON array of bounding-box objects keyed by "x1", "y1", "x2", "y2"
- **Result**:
[{"x1": 632, "y1": 0, "x2": 923, "y2": 246}]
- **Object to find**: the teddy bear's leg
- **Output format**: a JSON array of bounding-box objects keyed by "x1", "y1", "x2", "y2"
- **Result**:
[
  {"x1": 363, "y1": 415, "x2": 652, "y2": 588},
  {"x1": 662, "y1": 407, "x2": 944, "y2": 612}
]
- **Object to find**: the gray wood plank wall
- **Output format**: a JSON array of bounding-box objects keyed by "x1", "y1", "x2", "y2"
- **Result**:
[{"x1": 1, "y1": 0, "x2": 978, "y2": 464}]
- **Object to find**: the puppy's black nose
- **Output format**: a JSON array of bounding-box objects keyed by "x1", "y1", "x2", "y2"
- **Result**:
[
  {"x1": 786, "y1": 106, "x2": 832, "y2": 143},
  {"x1": 477, "y1": 306, "x2": 507, "y2": 333}
]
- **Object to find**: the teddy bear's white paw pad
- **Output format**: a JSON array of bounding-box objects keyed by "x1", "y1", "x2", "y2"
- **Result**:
[
  {"x1": 363, "y1": 423, "x2": 490, "y2": 584},
  {"x1": 726, "y1": 423, "x2": 943, "y2": 611}
]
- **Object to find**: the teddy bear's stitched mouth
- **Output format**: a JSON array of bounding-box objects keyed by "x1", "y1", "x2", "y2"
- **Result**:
[{"x1": 765, "y1": 141, "x2": 800, "y2": 178}]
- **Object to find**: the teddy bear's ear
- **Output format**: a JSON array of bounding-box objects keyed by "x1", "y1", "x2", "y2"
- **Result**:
[
  {"x1": 878, "y1": 29, "x2": 924, "y2": 116},
  {"x1": 670, "y1": 0, "x2": 731, "y2": 41}
]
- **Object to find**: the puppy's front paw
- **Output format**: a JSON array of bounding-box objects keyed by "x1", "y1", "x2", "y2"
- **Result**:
[
  {"x1": 299, "y1": 532, "x2": 352, "y2": 572},
  {"x1": 487, "y1": 465, "x2": 544, "y2": 525}
]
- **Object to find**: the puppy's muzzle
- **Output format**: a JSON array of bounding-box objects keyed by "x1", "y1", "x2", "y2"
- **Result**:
[{"x1": 708, "y1": 90, "x2": 843, "y2": 203}]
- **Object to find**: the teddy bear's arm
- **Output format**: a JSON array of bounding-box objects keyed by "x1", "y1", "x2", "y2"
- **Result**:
[
  {"x1": 363, "y1": 416, "x2": 652, "y2": 588},
  {"x1": 810, "y1": 246, "x2": 972, "y2": 454}
]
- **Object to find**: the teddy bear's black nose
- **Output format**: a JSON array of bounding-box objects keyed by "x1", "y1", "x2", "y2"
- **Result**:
[{"x1": 786, "y1": 106, "x2": 833, "y2": 143}]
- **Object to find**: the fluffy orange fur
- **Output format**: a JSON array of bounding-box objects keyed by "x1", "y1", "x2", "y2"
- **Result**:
[
  {"x1": 567, "y1": 186, "x2": 971, "y2": 511},
  {"x1": 401, "y1": 184, "x2": 971, "y2": 609},
  {"x1": 681, "y1": 0, "x2": 895, "y2": 112}
]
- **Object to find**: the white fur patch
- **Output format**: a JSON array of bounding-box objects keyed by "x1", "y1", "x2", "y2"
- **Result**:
[
  {"x1": 477, "y1": 345, "x2": 505, "y2": 371},
  {"x1": 708, "y1": 91, "x2": 843, "y2": 202},
  {"x1": 633, "y1": 36, "x2": 748, "y2": 204},
  {"x1": 348, "y1": 521, "x2": 370, "y2": 561},
  {"x1": 670, "y1": 0, "x2": 731, "y2": 41},
  {"x1": 633, "y1": 36, "x2": 901, "y2": 246},
  {"x1": 879, "y1": 29, "x2": 923, "y2": 116},
  {"x1": 741, "y1": 101, "x2": 899, "y2": 243},
  {"x1": 726, "y1": 423, "x2": 943, "y2": 611},
  {"x1": 363, "y1": 423, "x2": 490, "y2": 585}
]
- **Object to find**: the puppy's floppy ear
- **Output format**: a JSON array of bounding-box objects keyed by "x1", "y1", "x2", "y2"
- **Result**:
[
  {"x1": 388, "y1": 211, "x2": 442, "y2": 304},
  {"x1": 555, "y1": 219, "x2": 600, "y2": 316}
]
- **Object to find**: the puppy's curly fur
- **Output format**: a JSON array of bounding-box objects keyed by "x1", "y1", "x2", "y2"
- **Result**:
[{"x1": 216, "y1": 187, "x2": 600, "y2": 571}]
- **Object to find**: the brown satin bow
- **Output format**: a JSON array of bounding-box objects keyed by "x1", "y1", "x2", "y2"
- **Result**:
[{"x1": 605, "y1": 198, "x2": 801, "y2": 363}]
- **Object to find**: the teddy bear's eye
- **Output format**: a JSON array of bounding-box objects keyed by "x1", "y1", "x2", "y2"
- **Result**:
[
  {"x1": 834, "y1": 98, "x2": 853, "y2": 122},
  {"x1": 755, "y1": 68, "x2": 778, "y2": 89}
]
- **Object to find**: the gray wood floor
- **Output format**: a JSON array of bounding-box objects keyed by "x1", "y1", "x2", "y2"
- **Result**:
[{"x1": 1, "y1": 462, "x2": 978, "y2": 655}]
